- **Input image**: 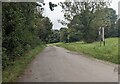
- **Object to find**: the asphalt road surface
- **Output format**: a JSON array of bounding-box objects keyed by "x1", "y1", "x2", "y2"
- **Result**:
[{"x1": 18, "y1": 46, "x2": 118, "y2": 82}]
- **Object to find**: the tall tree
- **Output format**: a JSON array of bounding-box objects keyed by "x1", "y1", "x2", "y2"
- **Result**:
[
  {"x1": 60, "y1": 28, "x2": 68, "y2": 42},
  {"x1": 36, "y1": 17, "x2": 53, "y2": 43},
  {"x1": 105, "y1": 8, "x2": 117, "y2": 37},
  {"x1": 48, "y1": 29, "x2": 60, "y2": 43},
  {"x1": 59, "y1": 1, "x2": 110, "y2": 43},
  {"x1": 2, "y1": 2, "x2": 53, "y2": 69}
]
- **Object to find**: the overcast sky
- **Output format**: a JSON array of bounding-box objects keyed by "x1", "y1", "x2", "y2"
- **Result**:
[{"x1": 42, "y1": 0, "x2": 120, "y2": 30}]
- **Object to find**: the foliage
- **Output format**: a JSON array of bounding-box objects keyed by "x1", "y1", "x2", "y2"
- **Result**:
[
  {"x1": 36, "y1": 17, "x2": 53, "y2": 43},
  {"x1": 48, "y1": 27, "x2": 82, "y2": 43},
  {"x1": 48, "y1": 29, "x2": 60, "y2": 43},
  {"x1": 49, "y1": 2, "x2": 57, "y2": 11},
  {"x1": 2, "y1": 2, "x2": 52, "y2": 69},
  {"x1": 59, "y1": 1, "x2": 117, "y2": 43},
  {"x1": 60, "y1": 28, "x2": 69, "y2": 42},
  {"x1": 67, "y1": 28, "x2": 81, "y2": 42},
  {"x1": 93, "y1": 8, "x2": 118, "y2": 38}
]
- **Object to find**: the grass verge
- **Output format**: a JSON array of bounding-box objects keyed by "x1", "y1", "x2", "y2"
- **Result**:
[
  {"x1": 56, "y1": 38, "x2": 119, "y2": 64},
  {"x1": 2, "y1": 45, "x2": 46, "y2": 82}
]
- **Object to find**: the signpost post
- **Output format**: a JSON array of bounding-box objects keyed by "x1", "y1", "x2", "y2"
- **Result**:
[
  {"x1": 99, "y1": 27, "x2": 102, "y2": 46},
  {"x1": 99, "y1": 27, "x2": 105, "y2": 46},
  {"x1": 102, "y1": 27, "x2": 105, "y2": 46}
]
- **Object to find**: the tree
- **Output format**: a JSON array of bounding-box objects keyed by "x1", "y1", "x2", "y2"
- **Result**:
[
  {"x1": 36, "y1": 17, "x2": 53, "y2": 43},
  {"x1": 60, "y1": 28, "x2": 68, "y2": 42},
  {"x1": 48, "y1": 29, "x2": 60, "y2": 43},
  {"x1": 104, "y1": 8, "x2": 117, "y2": 37},
  {"x1": 67, "y1": 25, "x2": 82, "y2": 42},
  {"x1": 59, "y1": 1, "x2": 110, "y2": 43},
  {"x1": 2, "y1": 2, "x2": 53, "y2": 69}
]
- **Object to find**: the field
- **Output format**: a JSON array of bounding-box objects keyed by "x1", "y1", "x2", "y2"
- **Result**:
[
  {"x1": 3, "y1": 45, "x2": 46, "y2": 82},
  {"x1": 56, "y1": 38, "x2": 119, "y2": 64}
]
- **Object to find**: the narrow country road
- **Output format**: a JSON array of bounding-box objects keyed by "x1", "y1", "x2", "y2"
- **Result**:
[{"x1": 18, "y1": 46, "x2": 118, "y2": 82}]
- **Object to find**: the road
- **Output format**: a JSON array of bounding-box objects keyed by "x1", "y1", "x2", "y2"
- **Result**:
[{"x1": 18, "y1": 46, "x2": 118, "y2": 82}]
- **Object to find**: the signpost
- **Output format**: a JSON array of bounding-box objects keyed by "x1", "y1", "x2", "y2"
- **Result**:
[{"x1": 99, "y1": 27, "x2": 105, "y2": 46}]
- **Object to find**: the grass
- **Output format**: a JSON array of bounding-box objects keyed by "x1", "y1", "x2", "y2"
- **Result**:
[
  {"x1": 2, "y1": 45, "x2": 46, "y2": 82},
  {"x1": 47, "y1": 42, "x2": 63, "y2": 46},
  {"x1": 56, "y1": 38, "x2": 119, "y2": 64}
]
